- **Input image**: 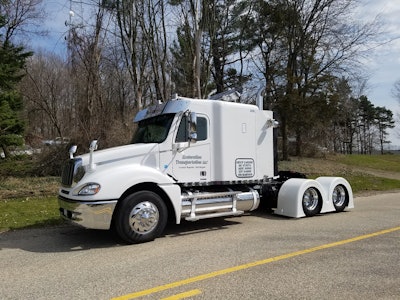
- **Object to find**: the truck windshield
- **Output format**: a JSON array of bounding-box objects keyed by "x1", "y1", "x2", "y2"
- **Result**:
[{"x1": 131, "y1": 113, "x2": 175, "y2": 144}]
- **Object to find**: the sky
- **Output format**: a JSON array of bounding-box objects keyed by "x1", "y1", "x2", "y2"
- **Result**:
[
  {"x1": 29, "y1": 0, "x2": 400, "y2": 148},
  {"x1": 354, "y1": 0, "x2": 400, "y2": 148}
]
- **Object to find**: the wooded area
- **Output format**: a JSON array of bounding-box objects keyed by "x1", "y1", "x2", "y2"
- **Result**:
[{"x1": 0, "y1": 0, "x2": 397, "y2": 163}]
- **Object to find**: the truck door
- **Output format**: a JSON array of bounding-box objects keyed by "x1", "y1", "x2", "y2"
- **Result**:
[{"x1": 165, "y1": 114, "x2": 211, "y2": 184}]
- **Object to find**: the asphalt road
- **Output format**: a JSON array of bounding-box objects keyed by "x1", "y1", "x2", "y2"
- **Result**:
[{"x1": 1, "y1": 192, "x2": 399, "y2": 300}]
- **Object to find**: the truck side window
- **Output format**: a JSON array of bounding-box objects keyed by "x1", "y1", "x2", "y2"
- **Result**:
[
  {"x1": 197, "y1": 117, "x2": 207, "y2": 141},
  {"x1": 176, "y1": 116, "x2": 207, "y2": 142}
]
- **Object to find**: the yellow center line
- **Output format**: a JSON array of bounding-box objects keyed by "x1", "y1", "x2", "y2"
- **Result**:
[
  {"x1": 161, "y1": 289, "x2": 202, "y2": 300},
  {"x1": 112, "y1": 226, "x2": 400, "y2": 300}
]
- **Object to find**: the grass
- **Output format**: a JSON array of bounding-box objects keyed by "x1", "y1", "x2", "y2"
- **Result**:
[
  {"x1": 1, "y1": 154, "x2": 400, "y2": 232},
  {"x1": 0, "y1": 196, "x2": 63, "y2": 232},
  {"x1": 348, "y1": 174, "x2": 400, "y2": 193},
  {"x1": 0, "y1": 157, "x2": 62, "y2": 232},
  {"x1": 278, "y1": 154, "x2": 400, "y2": 193},
  {"x1": 0, "y1": 171, "x2": 62, "y2": 232},
  {"x1": 332, "y1": 154, "x2": 400, "y2": 172},
  {"x1": 0, "y1": 176, "x2": 60, "y2": 199}
]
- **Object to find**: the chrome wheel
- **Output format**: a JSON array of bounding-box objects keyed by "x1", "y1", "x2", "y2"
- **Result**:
[
  {"x1": 332, "y1": 185, "x2": 348, "y2": 212},
  {"x1": 129, "y1": 201, "x2": 159, "y2": 234},
  {"x1": 303, "y1": 188, "x2": 319, "y2": 210},
  {"x1": 114, "y1": 191, "x2": 167, "y2": 244},
  {"x1": 302, "y1": 187, "x2": 321, "y2": 216}
]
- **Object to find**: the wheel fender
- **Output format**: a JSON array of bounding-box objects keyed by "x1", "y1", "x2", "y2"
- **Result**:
[
  {"x1": 275, "y1": 178, "x2": 327, "y2": 218},
  {"x1": 316, "y1": 177, "x2": 354, "y2": 211},
  {"x1": 158, "y1": 183, "x2": 182, "y2": 224}
]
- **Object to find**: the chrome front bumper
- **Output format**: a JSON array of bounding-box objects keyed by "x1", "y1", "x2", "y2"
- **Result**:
[{"x1": 58, "y1": 197, "x2": 118, "y2": 230}]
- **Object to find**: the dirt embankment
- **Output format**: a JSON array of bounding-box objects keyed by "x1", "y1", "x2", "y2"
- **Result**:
[{"x1": 0, "y1": 177, "x2": 59, "y2": 200}]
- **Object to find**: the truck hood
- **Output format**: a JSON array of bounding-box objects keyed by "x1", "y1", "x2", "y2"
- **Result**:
[{"x1": 78, "y1": 143, "x2": 159, "y2": 169}]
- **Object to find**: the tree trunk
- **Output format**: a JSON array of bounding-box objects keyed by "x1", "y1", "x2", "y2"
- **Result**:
[
  {"x1": 281, "y1": 116, "x2": 289, "y2": 161},
  {"x1": 295, "y1": 129, "x2": 302, "y2": 157}
]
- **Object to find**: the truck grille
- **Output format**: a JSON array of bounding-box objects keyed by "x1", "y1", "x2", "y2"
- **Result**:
[{"x1": 61, "y1": 158, "x2": 82, "y2": 187}]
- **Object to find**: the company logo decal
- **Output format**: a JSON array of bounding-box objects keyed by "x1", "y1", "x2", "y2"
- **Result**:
[{"x1": 176, "y1": 155, "x2": 208, "y2": 169}]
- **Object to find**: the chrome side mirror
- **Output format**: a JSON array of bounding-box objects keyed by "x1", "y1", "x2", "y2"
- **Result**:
[
  {"x1": 69, "y1": 145, "x2": 77, "y2": 159},
  {"x1": 89, "y1": 140, "x2": 98, "y2": 151}
]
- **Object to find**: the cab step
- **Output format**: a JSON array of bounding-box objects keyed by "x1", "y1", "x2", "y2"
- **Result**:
[{"x1": 185, "y1": 210, "x2": 244, "y2": 221}]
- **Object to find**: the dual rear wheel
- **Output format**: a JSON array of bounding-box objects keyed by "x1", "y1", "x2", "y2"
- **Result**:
[
  {"x1": 302, "y1": 187, "x2": 321, "y2": 217},
  {"x1": 302, "y1": 184, "x2": 349, "y2": 217},
  {"x1": 332, "y1": 184, "x2": 348, "y2": 212}
]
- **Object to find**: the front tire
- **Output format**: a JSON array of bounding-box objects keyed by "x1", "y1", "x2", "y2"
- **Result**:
[{"x1": 114, "y1": 191, "x2": 168, "y2": 244}]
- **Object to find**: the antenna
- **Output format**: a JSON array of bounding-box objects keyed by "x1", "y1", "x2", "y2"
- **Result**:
[
  {"x1": 66, "y1": 0, "x2": 85, "y2": 70},
  {"x1": 66, "y1": 0, "x2": 84, "y2": 29}
]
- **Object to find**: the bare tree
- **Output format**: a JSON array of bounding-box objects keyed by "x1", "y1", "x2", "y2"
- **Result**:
[
  {"x1": 0, "y1": 0, "x2": 46, "y2": 45},
  {"x1": 66, "y1": 1, "x2": 113, "y2": 145},
  {"x1": 137, "y1": 0, "x2": 171, "y2": 102},
  {"x1": 170, "y1": 0, "x2": 205, "y2": 98},
  {"x1": 203, "y1": 0, "x2": 252, "y2": 94},
  {"x1": 20, "y1": 51, "x2": 71, "y2": 143},
  {"x1": 108, "y1": 0, "x2": 153, "y2": 109},
  {"x1": 246, "y1": 0, "x2": 378, "y2": 159},
  {"x1": 394, "y1": 80, "x2": 400, "y2": 100}
]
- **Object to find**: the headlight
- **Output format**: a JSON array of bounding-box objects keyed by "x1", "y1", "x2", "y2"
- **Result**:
[{"x1": 76, "y1": 183, "x2": 101, "y2": 196}]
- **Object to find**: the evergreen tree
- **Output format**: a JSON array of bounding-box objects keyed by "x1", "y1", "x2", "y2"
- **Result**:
[
  {"x1": 170, "y1": 23, "x2": 197, "y2": 97},
  {"x1": 169, "y1": 0, "x2": 252, "y2": 97},
  {"x1": 204, "y1": 0, "x2": 251, "y2": 93},
  {"x1": 0, "y1": 15, "x2": 31, "y2": 158},
  {"x1": 357, "y1": 96, "x2": 375, "y2": 154},
  {"x1": 374, "y1": 106, "x2": 395, "y2": 154}
]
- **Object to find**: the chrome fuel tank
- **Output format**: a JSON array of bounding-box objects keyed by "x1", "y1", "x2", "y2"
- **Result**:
[{"x1": 181, "y1": 188, "x2": 260, "y2": 219}]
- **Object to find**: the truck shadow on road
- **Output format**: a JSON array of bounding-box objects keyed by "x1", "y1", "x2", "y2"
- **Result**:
[
  {"x1": 0, "y1": 211, "x2": 284, "y2": 253},
  {"x1": 163, "y1": 217, "x2": 242, "y2": 238},
  {"x1": 163, "y1": 210, "x2": 285, "y2": 238},
  {"x1": 0, "y1": 225, "x2": 119, "y2": 253}
]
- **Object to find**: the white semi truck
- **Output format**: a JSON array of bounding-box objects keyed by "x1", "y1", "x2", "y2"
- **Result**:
[{"x1": 58, "y1": 95, "x2": 353, "y2": 244}]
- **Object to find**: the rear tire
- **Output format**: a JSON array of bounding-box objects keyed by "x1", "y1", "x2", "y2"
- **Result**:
[
  {"x1": 302, "y1": 187, "x2": 322, "y2": 217},
  {"x1": 113, "y1": 191, "x2": 167, "y2": 244},
  {"x1": 332, "y1": 184, "x2": 348, "y2": 212}
]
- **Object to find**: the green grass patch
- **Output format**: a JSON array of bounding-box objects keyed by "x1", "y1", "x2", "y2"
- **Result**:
[
  {"x1": 332, "y1": 154, "x2": 400, "y2": 172},
  {"x1": 304, "y1": 172, "x2": 400, "y2": 194},
  {"x1": 0, "y1": 196, "x2": 63, "y2": 232},
  {"x1": 279, "y1": 155, "x2": 400, "y2": 194},
  {"x1": 347, "y1": 174, "x2": 400, "y2": 193}
]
